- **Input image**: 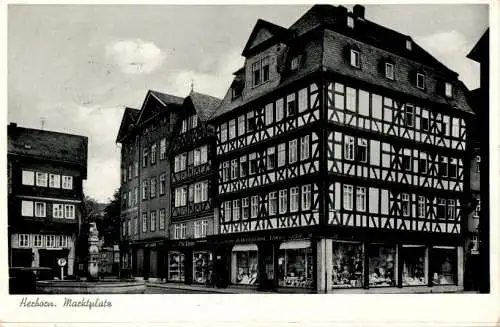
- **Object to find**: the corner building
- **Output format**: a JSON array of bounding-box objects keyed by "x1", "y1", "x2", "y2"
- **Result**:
[{"x1": 209, "y1": 5, "x2": 473, "y2": 293}]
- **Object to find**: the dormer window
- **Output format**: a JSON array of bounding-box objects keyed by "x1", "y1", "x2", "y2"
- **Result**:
[
  {"x1": 406, "y1": 40, "x2": 412, "y2": 51},
  {"x1": 416, "y1": 73, "x2": 426, "y2": 89},
  {"x1": 350, "y1": 49, "x2": 360, "y2": 68},
  {"x1": 385, "y1": 62, "x2": 395, "y2": 80},
  {"x1": 347, "y1": 16, "x2": 354, "y2": 29},
  {"x1": 445, "y1": 82, "x2": 453, "y2": 98},
  {"x1": 252, "y1": 57, "x2": 270, "y2": 87}
]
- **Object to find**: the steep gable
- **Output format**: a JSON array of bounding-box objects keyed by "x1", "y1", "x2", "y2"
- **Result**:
[
  {"x1": 242, "y1": 19, "x2": 289, "y2": 57},
  {"x1": 135, "y1": 90, "x2": 183, "y2": 126},
  {"x1": 116, "y1": 107, "x2": 140, "y2": 143}
]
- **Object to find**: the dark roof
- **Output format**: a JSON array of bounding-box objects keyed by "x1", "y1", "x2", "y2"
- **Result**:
[
  {"x1": 242, "y1": 19, "x2": 290, "y2": 57},
  {"x1": 467, "y1": 88, "x2": 481, "y2": 114},
  {"x1": 467, "y1": 28, "x2": 489, "y2": 62},
  {"x1": 187, "y1": 91, "x2": 221, "y2": 121},
  {"x1": 149, "y1": 90, "x2": 184, "y2": 106},
  {"x1": 8, "y1": 123, "x2": 88, "y2": 169},
  {"x1": 116, "y1": 107, "x2": 140, "y2": 143},
  {"x1": 210, "y1": 4, "x2": 473, "y2": 120}
]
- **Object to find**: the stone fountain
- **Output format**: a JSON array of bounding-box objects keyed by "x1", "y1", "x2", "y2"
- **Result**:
[{"x1": 87, "y1": 222, "x2": 100, "y2": 279}]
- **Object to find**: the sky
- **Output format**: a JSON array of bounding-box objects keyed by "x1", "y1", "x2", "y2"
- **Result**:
[{"x1": 7, "y1": 4, "x2": 488, "y2": 203}]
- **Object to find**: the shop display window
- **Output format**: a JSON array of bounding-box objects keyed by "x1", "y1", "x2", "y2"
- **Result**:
[
  {"x1": 401, "y1": 246, "x2": 427, "y2": 286},
  {"x1": 235, "y1": 251, "x2": 258, "y2": 285},
  {"x1": 278, "y1": 247, "x2": 313, "y2": 288},
  {"x1": 193, "y1": 251, "x2": 209, "y2": 284},
  {"x1": 368, "y1": 244, "x2": 396, "y2": 287},
  {"x1": 332, "y1": 242, "x2": 363, "y2": 288},
  {"x1": 431, "y1": 247, "x2": 457, "y2": 285},
  {"x1": 168, "y1": 251, "x2": 185, "y2": 281}
]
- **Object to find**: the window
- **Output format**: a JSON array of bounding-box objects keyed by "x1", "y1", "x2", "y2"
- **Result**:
[
  {"x1": 402, "y1": 155, "x2": 412, "y2": 171},
  {"x1": 168, "y1": 251, "x2": 185, "y2": 281},
  {"x1": 191, "y1": 115, "x2": 198, "y2": 129},
  {"x1": 421, "y1": 116, "x2": 429, "y2": 132},
  {"x1": 35, "y1": 202, "x2": 46, "y2": 217},
  {"x1": 265, "y1": 103, "x2": 273, "y2": 125},
  {"x1": 356, "y1": 138, "x2": 367, "y2": 163},
  {"x1": 46, "y1": 235, "x2": 56, "y2": 248},
  {"x1": 159, "y1": 209, "x2": 165, "y2": 230},
  {"x1": 150, "y1": 144, "x2": 157, "y2": 164},
  {"x1": 224, "y1": 201, "x2": 232, "y2": 222},
  {"x1": 332, "y1": 242, "x2": 364, "y2": 288},
  {"x1": 347, "y1": 16, "x2": 354, "y2": 28},
  {"x1": 239, "y1": 156, "x2": 248, "y2": 178},
  {"x1": 22, "y1": 170, "x2": 35, "y2": 186},
  {"x1": 287, "y1": 94, "x2": 296, "y2": 116},
  {"x1": 160, "y1": 138, "x2": 167, "y2": 160},
  {"x1": 147, "y1": 178, "x2": 155, "y2": 199},
  {"x1": 57, "y1": 235, "x2": 68, "y2": 248},
  {"x1": 345, "y1": 136, "x2": 355, "y2": 160},
  {"x1": 128, "y1": 164, "x2": 132, "y2": 180},
  {"x1": 385, "y1": 62, "x2": 394, "y2": 80},
  {"x1": 476, "y1": 156, "x2": 481, "y2": 173},
  {"x1": 419, "y1": 157, "x2": 428, "y2": 174},
  {"x1": 242, "y1": 198, "x2": 250, "y2": 219},
  {"x1": 439, "y1": 156, "x2": 448, "y2": 177},
  {"x1": 64, "y1": 204, "x2": 75, "y2": 219},
  {"x1": 401, "y1": 246, "x2": 427, "y2": 286},
  {"x1": 53, "y1": 204, "x2": 64, "y2": 218},
  {"x1": 290, "y1": 187, "x2": 299, "y2": 212},
  {"x1": 416, "y1": 73, "x2": 425, "y2": 89},
  {"x1": 181, "y1": 119, "x2": 187, "y2": 133},
  {"x1": 291, "y1": 56, "x2": 300, "y2": 71},
  {"x1": 62, "y1": 176, "x2": 73, "y2": 190},
  {"x1": 174, "y1": 154, "x2": 181, "y2": 172},
  {"x1": 278, "y1": 247, "x2": 313, "y2": 288},
  {"x1": 33, "y1": 235, "x2": 43, "y2": 248},
  {"x1": 350, "y1": 49, "x2": 360, "y2": 68},
  {"x1": 279, "y1": 190, "x2": 287, "y2": 214},
  {"x1": 473, "y1": 200, "x2": 481, "y2": 218},
  {"x1": 300, "y1": 135, "x2": 310, "y2": 160},
  {"x1": 49, "y1": 174, "x2": 60, "y2": 188},
  {"x1": 402, "y1": 193, "x2": 410, "y2": 217},
  {"x1": 449, "y1": 158, "x2": 457, "y2": 178},
  {"x1": 437, "y1": 198, "x2": 446, "y2": 219},
  {"x1": 140, "y1": 213, "x2": 147, "y2": 232},
  {"x1": 278, "y1": 143, "x2": 286, "y2": 167},
  {"x1": 267, "y1": 147, "x2": 276, "y2": 170},
  {"x1": 201, "y1": 220, "x2": 208, "y2": 237},
  {"x1": 142, "y1": 180, "x2": 148, "y2": 200},
  {"x1": 252, "y1": 57, "x2": 270, "y2": 87},
  {"x1": 356, "y1": 187, "x2": 366, "y2": 212},
  {"x1": 418, "y1": 196, "x2": 426, "y2": 218},
  {"x1": 250, "y1": 196, "x2": 259, "y2": 218},
  {"x1": 194, "y1": 182, "x2": 207, "y2": 203},
  {"x1": 229, "y1": 119, "x2": 236, "y2": 139},
  {"x1": 269, "y1": 192, "x2": 277, "y2": 215},
  {"x1": 150, "y1": 211, "x2": 156, "y2": 231},
  {"x1": 194, "y1": 221, "x2": 202, "y2": 238},
  {"x1": 343, "y1": 185, "x2": 353, "y2": 210},
  {"x1": 276, "y1": 98, "x2": 284, "y2": 122},
  {"x1": 36, "y1": 172, "x2": 48, "y2": 187},
  {"x1": 222, "y1": 161, "x2": 230, "y2": 182},
  {"x1": 142, "y1": 149, "x2": 149, "y2": 167},
  {"x1": 406, "y1": 40, "x2": 412, "y2": 51},
  {"x1": 431, "y1": 247, "x2": 456, "y2": 285},
  {"x1": 346, "y1": 87, "x2": 356, "y2": 112},
  {"x1": 404, "y1": 105, "x2": 414, "y2": 127},
  {"x1": 134, "y1": 161, "x2": 139, "y2": 177},
  {"x1": 21, "y1": 200, "x2": 33, "y2": 217},
  {"x1": 447, "y1": 199, "x2": 456, "y2": 220},
  {"x1": 238, "y1": 115, "x2": 246, "y2": 136},
  {"x1": 445, "y1": 83, "x2": 453, "y2": 98},
  {"x1": 368, "y1": 244, "x2": 396, "y2": 287},
  {"x1": 249, "y1": 154, "x2": 258, "y2": 175},
  {"x1": 232, "y1": 200, "x2": 240, "y2": 220},
  {"x1": 175, "y1": 187, "x2": 187, "y2": 207},
  {"x1": 220, "y1": 123, "x2": 227, "y2": 142},
  {"x1": 231, "y1": 159, "x2": 239, "y2": 180},
  {"x1": 19, "y1": 234, "x2": 30, "y2": 248},
  {"x1": 159, "y1": 174, "x2": 166, "y2": 196},
  {"x1": 302, "y1": 185, "x2": 311, "y2": 210},
  {"x1": 248, "y1": 116, "x2": 257, "y2": 132},
  {"x1": 289, "y1": 139, "x2": 298, "y2": 164}
]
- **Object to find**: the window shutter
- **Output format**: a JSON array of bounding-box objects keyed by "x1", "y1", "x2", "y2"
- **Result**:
[
  {"x1": 343, "y1": 45, "x2": 352, "y2": 64},
  {"x1": 408, "y1": 68, "x2": 418, "y2": 86},
  {"x1": 377, "y1": 59, "x2": 386, "y2": 76}
]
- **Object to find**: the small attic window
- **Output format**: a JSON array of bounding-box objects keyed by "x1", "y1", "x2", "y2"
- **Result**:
[
  {"x1": 445, "y1": 82, "x2": 453, "y2": 98},
  {"x1": 406, "y1": 40, "x2": 412, "y2": 51},
  {"x1": 24, "y1": 144, "x2": 31, "y2": 149},
  {"x1": 347, "y1": 16, "x2": 354, "y2": 29}
]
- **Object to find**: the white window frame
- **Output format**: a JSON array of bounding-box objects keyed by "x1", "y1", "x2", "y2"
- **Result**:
[
  {"x1": 279, "y1": 190, "x2": 287, "y2": 214},
  {"x1": 418, "y1": 196, "x2": 426, "y2": 218},
  {"x1": 355, "y1": 187, "x2": 366, "y2": 212},
  {"x1": 289, "y1": 139, "x2": 298, "y2": 164},
  {"x1": 350, "y1": 49, "x2": 360, "y2": 68},
  {"x1": 49, "y1": 174, "x2": 61, "y2": 188},
  {"x1": 269, "y1": 192, "x2": 277, "y2": 215},
  {"x1": 445, "y1": 82, "x2": 453, "y2": 98},
  {"x1": 34, "y1": 202, "x2": 46, "y2": 218},
  {"x1": 64, "y1": 204, "x2": 75, "y2": 219},
  {"x1": 345, "y1": 136, "x2": 355, "y2": 160},
  {"x1": 142, "y1": 213, "x2": 148, "y2": 232},
  {"x1": 150, "y1": 211, "x2": 156, "y2": 232},
  {"x1": 19, "y1": 234, "x2": 30, "y2": 248},
  {"x1": 36, "y1": 172, "x2": 48, "y2": 187},
  {"x1": 416, "y1": 73, "x2": 425, "y2": 89},
  {"x1": 278, "y1": 143, "x2": 286, "y2": 167},
  {"x1": 224, "y1": 201, "x2": 232, "y2": 222},
  {"x1": 150, "y1": 177, "x2": 156, "y2": 198},
  {"x1": 300, "y1": 135, "x2": 310, "y2": 160},
  {"x1": 231, "y1": 159, "x2": 238, "y2": 180},
  {"x1": 343, "y1": 185, "x2": 353, "y2": 210},
  {"x1": 267, "y1": 147, "x2": 276, "y2": 170},
  {"x1": 159, "y1": 175, "x2": 166, "y2": 196},
  {"x1": 302, "y1": 185, "x2": 312, "y2": 210},
  {"x1": 201, "y1": 220, "x2": 208, "y2": 237},
  {"x1": 242, "y1": 198, "x2": 249, "y2": 219},
  {"x1": 180, "y1": 224, "x2": 187, "y2": 239},
  {"x1": 46, "y1": 235, "x2": 56, "y2": 248},
  {"x1": 33, "y1": 234, "x2": 43, "y2": 248},
  {"x1": 250, "y1": 196, "x2": 259, "y2": 218},
  {"x1": 447, "y1": 199, "x2": 456, "y2": 220},
  {"x1": 229, "y1": 119, "x2": 236, "y2": 140},
  {"x1": 385, "y1": 62, "x2": 394, "y2": 80},
  {"x1": 62, "y1": 176, "x2": 73, "y2": 190},
  {"x1": 232, "y1": 199, "x2": 240, "y2": 220},
  {"x1": 290, "y1": 187, "x2": 299, "y2": 212},
  {"x1": 159, "y1": 209, "x2": 166, "y2": 230},
  {"x1": 22, "y1": 170, "x2": 35, "y2": 186},
  {"x1": 160, "y1": 138, "x2": 167, "y2": 160},
  {"x1": 402, "y1": 193, "x2": 410, "y2": 217},
  {"x1": 194, "y1": 221, "x2": 201, "y2": 238},
  {"x1": 21, "y1": 200, "x2": 33, "y2": 217}
]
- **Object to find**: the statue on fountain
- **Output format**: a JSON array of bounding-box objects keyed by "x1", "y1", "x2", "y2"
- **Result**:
[{"x1": 88, "y1": 222, "x2": 100, "y2": 280}]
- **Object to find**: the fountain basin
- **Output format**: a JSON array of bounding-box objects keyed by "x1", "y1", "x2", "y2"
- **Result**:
[{"x1": 36, "y1": 279, "x2": 146, "y2": 294}]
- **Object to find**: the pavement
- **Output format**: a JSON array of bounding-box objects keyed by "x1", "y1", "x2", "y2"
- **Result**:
[{"x1": 145, "y1": 281, "x2": 285, "y2": 294}]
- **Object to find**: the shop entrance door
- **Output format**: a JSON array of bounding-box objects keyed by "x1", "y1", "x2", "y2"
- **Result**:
[
  {"x1": 258, "y1": 243, "x2": 275, "y2": 290},
  {"x1": 39, "y1": 249, "x2": 68, "y2": 278}
]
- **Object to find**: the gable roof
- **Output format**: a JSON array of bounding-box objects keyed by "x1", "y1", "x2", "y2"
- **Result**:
[
  {"x1": 242, "y1": 19, "x2": 290, "y2": 57},
  {"x1": 467, "y1": 28, "x2": 489, "y2": 63},
  {"x1": 186, "y1": 91, "x2": 221, "y2": 122},
  {"x1": 135, "y1": 90, "x2": 184, "y2": 126},
  {"x1": 8, "y1": 123, "x2": 88, "y2": 173},
  {"x1": 116, "y1": 107, "x2": 140, "y2": 143}
]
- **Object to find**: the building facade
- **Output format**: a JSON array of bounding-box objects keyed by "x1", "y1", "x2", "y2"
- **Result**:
[
  {"x1": 209, "y1": 5, "x2": 474, "y2": 293},
  {"x1": 8, "y1": 123, "x2": 88, "y2": 278}
]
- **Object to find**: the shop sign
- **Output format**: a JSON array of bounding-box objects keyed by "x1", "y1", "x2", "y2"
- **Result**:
[{"x1": 219, "y1": 232, "x2": 312, "y2": 245}]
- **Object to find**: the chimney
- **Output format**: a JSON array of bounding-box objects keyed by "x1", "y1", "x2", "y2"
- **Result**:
[{"x1": 353, "y1": 5, "x2": 365, "y2": 19}]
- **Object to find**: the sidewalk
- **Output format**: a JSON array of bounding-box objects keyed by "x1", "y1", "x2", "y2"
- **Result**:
[{"x1": 145, "y1": 281, "x2": 297, "y2": 294}]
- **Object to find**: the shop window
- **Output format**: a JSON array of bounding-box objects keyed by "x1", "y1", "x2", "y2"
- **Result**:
[
  {"x1": 193, "y1": 251, "x2": 209, "y2": 284},
  {"x1": 401, "y1": 246, "x2": 427, "y2": 286},
  {"x1": 168, "y1": 252, "x2": 185, "y2": 281},
  {"x1": 368, "y1": 244, "x2": 396, "y2": 287},
  {"x1": 233, "y1": 248, "x2": 258, "y2": 285},
  {"x1": 278, "y1": 242, "x2": 313, "y2": 288},
  {"x1": 332, "y1": 242, "x2": 363, "y2": 288},
  {"x1": 431, "y1": 247, "x2": 457, "y2": 285}
]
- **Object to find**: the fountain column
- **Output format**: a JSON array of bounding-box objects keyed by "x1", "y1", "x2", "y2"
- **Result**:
[{"x1": 88, "y1": 222, "x2": 100, "y2": 279}]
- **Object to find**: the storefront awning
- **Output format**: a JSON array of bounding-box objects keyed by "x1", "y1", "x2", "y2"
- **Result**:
[
  {"x1": 279, "y1": 240, "x2": 311, "y2": 250},
  {"x1": 232, "y1": 244, "x2": 258, "y2": 252}
]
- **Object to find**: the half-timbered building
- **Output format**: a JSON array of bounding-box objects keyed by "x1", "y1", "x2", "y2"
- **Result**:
[
  {"x1": 167, "y1": 91, "x2": 221, "y2": 285},
  {"x1": 209, "y1": 4, "x2": 474, "y2": 293},
  {"x1": 116, "y1": 90, "x2": 183, "y2": 281}
]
